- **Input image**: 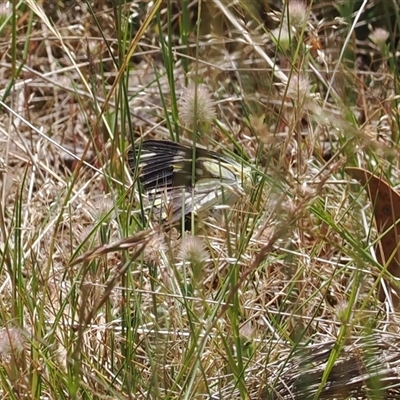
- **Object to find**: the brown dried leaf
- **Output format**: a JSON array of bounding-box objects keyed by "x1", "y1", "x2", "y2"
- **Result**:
[{"x1": 346, "y1": 167, "x2": 400, "y2": 307}]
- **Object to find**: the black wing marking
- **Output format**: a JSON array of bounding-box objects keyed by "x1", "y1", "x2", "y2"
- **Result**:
[
  {"x1": 128, "y1": 140, "x2": 193, "y2": 191},
  {"x1": 128, "y1": 140, "x2": 244, "y2": 221},
  {"x1": 128, "y1": 140, "x2": 238, "y2": 190}
]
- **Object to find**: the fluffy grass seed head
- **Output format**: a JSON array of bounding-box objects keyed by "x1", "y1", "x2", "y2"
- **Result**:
[
  {"x1": 271, "y1": 26, "x2": 291, "y2": 51},
  {"x1": 369, "y1": 27, "x2": 389, "y2": 48},
  {"x1": 239, "y1": 320, "x2": 256, "y2": 341},
  {"x1": 335, "y1": 299, "x2": 350, "y2": 324},
  {"x1": 178, "y1": 235, "x2": 208, "y2": 264},
  {"x1": 90, "y1": 195, "x2": 114, "y2": 221},
  {"x1": 178, "y1": 235, "x2": 209, "y2": 281},
  {"x1": 0, "y1": 2, "x2": 11, "y2": 25},
  {"x1": 0, "y1": 327, "x2": 26, "y2": 360},
  {"x1": 284, "y1": 0, "x2": 308, "y2": 30},
  {"x1": 143, "y1": 233, "x2": 167, "y2": 265},
  {"x1": 179, "y1": 83, "x2": 217, "y2": 133},
  {"x1": 286, "y1": 74, "x2": 312, "y2": 105}
]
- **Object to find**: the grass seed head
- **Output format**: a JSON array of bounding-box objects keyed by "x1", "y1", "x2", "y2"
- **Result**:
[
  {"x1": 286, "y1": 74, "x2": 312, "y2": 105},
  {"x1": 369, "y1": 27, "x2": 389, "y2": 48},
  {"x1": 271, "y1": 26, "x2": 291, "y2": 51},
  {"x1": 0, "y1": 328, "x2": 26, "y2": 360},
  {"x1": 285, "y1": 0, "x2": 308, "y2": 30},
  {"x1": 178, "y1": 235, "x2": 208, "y2": 265},
  {"x1": 143, "y1": 233, "x2": 167, "y2": 265},
  {"x1": 179, "y1": 83, "x2": 217, "y2": 131},
  {"x1": 0, "y1": 2, "x2": 11, "y2": 24},
  {"x1": 178, "y1": 235, "x2": 209, "y2": 281},
  {"x1": 90, "y1": 196, "x2": 114, "y2": 221}
]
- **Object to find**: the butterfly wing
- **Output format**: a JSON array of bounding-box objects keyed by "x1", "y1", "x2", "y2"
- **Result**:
[{"x1": 128, "y1": 140, "x2": 245, "y2": 221}]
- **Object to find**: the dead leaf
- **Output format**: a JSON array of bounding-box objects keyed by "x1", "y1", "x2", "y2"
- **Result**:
[{"x1": 346, "y1": 167, "x2": 400, "y2": 307}]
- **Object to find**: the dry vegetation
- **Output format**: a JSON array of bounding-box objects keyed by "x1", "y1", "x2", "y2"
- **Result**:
[{"x1": 0, "y1": 0, "x2": 400, "y2": 399}]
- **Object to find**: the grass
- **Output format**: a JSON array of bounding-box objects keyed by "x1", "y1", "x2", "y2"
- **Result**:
[{"x1": 0, "y1": 0, "x2": 400, "y2": 399}]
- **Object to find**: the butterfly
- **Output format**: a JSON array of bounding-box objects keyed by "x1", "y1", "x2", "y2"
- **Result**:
[{"x1": 128, "y1": 140, "x2": 250, "y2": 222}]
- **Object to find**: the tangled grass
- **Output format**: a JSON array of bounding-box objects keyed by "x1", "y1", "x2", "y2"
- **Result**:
[{"x1": 0, "y1": 1, "x2": 399, "y2": 399}]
